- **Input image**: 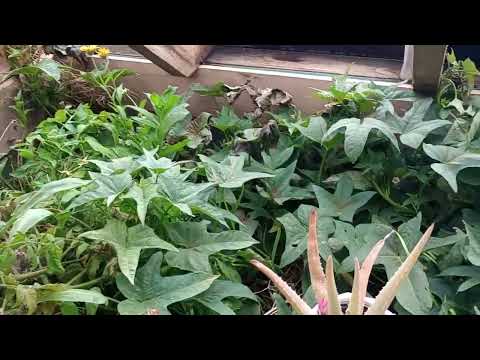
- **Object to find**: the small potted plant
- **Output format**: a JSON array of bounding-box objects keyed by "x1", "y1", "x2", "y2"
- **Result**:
[{"x1": 250, "y1": 209, "x2": 434, "y2": 315}]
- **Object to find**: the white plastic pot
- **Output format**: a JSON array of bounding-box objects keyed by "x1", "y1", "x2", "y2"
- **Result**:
[{"x1": 311, "y1": 292, "x2": 395, "y2": 315}]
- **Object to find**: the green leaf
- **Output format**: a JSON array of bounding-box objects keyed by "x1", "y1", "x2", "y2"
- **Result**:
[
  {"x1": 46, "y1": 241, "x2": 65, "y2": 275},
  {"x1": 193, "y1": 279, "x2": 258, "y2": 315},
  {"x1": 164, "y1": 221, "x2": 258, "y2": 273},
  {"x1": 458, "y1": 278, "x2": 480, "y2": 292},
  {"x1": 60, "y1": 302, "x2": 80, "y2": 315},
  {"x1": 293, "y1": 116, "x2": 327, "y2": 143},
  {"x1": 423, "y1": 143, "x2": 480, "y2": 192},
  {"x1": 80, "y1": 219, "x2": 177, "y2": 284},
  {"x1": 323, "y1": 117, "x2": 399, "y2": 163},
  {"x1": 323, "y1": 171, "x2": 372, "y2": 191},
  {"x1": 37, "y1": 289, "x2": 108, "y2": 304},
  {"x1": 90, "y1": 157, "x2": 140, "y2": 175},
  {"x1": 189, "y1": 201, "x2": 244, "y2": 228},
  {"x1": 213, "y1": 106, "x2": 245, "y2": 132},
  {"x1": 69, "y1": 171, "x2": 133, "y2": 208},
  {"x1": 340, "y1": 214, "x2": 432, "y2": 314},
  {"x1": 12, "y1": 178, "x2": 90, "y2": 218},
  {"x1": 312, "y1": 176, "x2": 375, "y2": 222},
  {"x1": 277, "y1": 204, "x2": 335, "y2": 267},
  {"x1": 10, "y1": 208, "x2": 52, "y2": 239},
  {"x1": 258, "y1": 161, "x2": 314, "y2": 205},
  {"x1": 123, "y1": 178, "x2": 159, "y2": 224},
  {"x1": 464, "y1": 221, "x2": 480, "y2": 266},
  {"x1": 199, "y1": 154, "x2": 274, "y2": 188},
  {"x1": 157, "y1": 174, "x2": 214, "y2": 217},
  {"x1": 260, "y1": 146, "x2": 295, "y2": 171},
  {"x1": 137, "y1": 148, "x2": 174, "y2": 173},
  {"x1": 383, "y1": 98, "x2": 450, "y2": 149},
  {"x1": 84, "y1": 136, "x2": 116, "y2": 158},
  {"x1": 36, "y1": 58, "x2": 61, "y2": 81},
  {"x1": 273, "y1": 293, "x2": 293, "y2": 315},
  {"x1": 116, "y1": 252, "x2": 217, "y2": 314}
]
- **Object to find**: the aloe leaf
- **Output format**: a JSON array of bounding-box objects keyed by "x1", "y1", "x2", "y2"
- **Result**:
[
  {"x1": 250, "y1": 259, "x2": 312, "y2": 315},
  {"x1": 366, "y1": 224, "x2": 434, "y2": 315},
  {"x1": 307, "y1": 209, "x2": 328, "y2": 309},
  {"x1": 326, "y1": 256, "x2": 342, "y2": 315}
]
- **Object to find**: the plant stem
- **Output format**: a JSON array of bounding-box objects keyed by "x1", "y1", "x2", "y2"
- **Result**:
[
  {"x1": 70, "y1": 277, "x2": 104, "y2": 289},
  {"x1": 319, "y1": 149, "x2": 329, "y2": 179},
  {"x1": 271, "y1": 227, "x2": 282, "y2": 265},
  {"x1": 370, "y1": 178, "x2": 412, "y2": 213},
  {"x1": 14, "y1": 268, "x2": 49, "y2": 281},
  {"x1": 66, "y1": 269, "x2": 87, "y2": 286}
]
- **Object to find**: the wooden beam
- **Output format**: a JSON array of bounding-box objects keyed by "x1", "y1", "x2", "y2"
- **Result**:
[
  {"x1": 413, "y1": 45, "x2": 448, "y2": 94},
  {"x1": 128, "y1": 45, "x2": 213, "y2": 77}
]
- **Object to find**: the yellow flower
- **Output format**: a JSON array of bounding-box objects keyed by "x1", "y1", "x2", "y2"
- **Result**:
[
  {"x1": 96, "y1": 47, "x2": 111, "y2": 59},
  {"x1": 80, "y1": 45, "x2": 99, "y2": 54}
]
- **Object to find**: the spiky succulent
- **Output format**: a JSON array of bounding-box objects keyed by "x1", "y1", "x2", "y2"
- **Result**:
[{"x1": 250, "y1": 209, "x2": 434, "y2": 315}]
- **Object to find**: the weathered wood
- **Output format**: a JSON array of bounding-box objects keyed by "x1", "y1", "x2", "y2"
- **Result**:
[
  {"x1": 206, "y1": 46, "x2": 402, "y2": 80},
  {"x1": 413, "y1": 45, "x2": 448, "y2": 94},
  {"x1": 128, "y1": 45, "x2": 213, "y2": 77}
]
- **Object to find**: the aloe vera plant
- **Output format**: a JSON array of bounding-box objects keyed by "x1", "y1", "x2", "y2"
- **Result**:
[{"x1": 250, "y1": 209, "x2": 434, "y2": 315}]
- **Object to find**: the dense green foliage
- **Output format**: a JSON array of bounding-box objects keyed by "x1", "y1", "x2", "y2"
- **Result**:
[{"x1": 1, "y1": 54, "x2": 480, "y2": 315}]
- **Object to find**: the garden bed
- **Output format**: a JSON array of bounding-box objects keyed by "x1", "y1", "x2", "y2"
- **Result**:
[{"x1": 1, "y1": 46, "x2": 480, "y2": 315}]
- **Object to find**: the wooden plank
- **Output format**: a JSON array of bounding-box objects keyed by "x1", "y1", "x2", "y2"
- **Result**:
[
  {"x1": 128, "y1": 45, "x2": 213, "y2": 77},
  {"x1": 205, "y1": 46, "x2": 402, "y2": 80},
  {"x1": 413, "y1": 45, "x2": 448, "y2": 94}
]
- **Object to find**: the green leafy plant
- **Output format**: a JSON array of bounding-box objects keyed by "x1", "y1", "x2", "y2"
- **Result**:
[{"x1": 250, "y1": 209, "x2": 434, "y2": 315}]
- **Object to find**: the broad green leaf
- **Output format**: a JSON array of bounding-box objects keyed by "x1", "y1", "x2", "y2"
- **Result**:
[
  {"x1": 123, "y1": 178, "x2": 159, "y2": 224},
  {"x1": 84, "y1": 136, "x2": 116, "y2": 158},
  {"x1": 13, "y1": 178, "x2": 90, "y2": 218},
  {"x1": 458, "y1": 278, "x2": 480, "y2": 292},
  {"x1": 80, "y1": 219, "x2": 177, "y2": 284},
  {"x1": 90, "y1": 157, "x2": 140, "y2": 175},
  {"x1": 340, "y1": 214, "x2": 432, "y2": 314},
  {"x1": 10, "y1": 208, "x2": 52, "y2": 239},
  {"x1": 423, "y1": 143, "x2": 480, "y2": 192},
  {"x1": 69, "y1": 171, "x2": 132, "y2": 208},
  {"x1": 438, "y1": 265, "x2": 480, "y2": 293},
  {"x1": 383, "y1": 98, "x2": 450, "y2": 149},
  {"x1": 260, "y1": 146, "x2": 295, "y2": 171},
  {"x1": 157, "y1": 175, "x2": 214, "y2": 217},
  {"x1": 37, "y1": 289, "x2": 108, "y2": 304},
  {"x1": 277, "y1": 204, "x2": 335, "y2": 268},
  {"x1": 323, "y1": 171, "x2": 372, "y2": 191},
  {"x1": 189, "y1": 201, "x2": 244, "y2": 228},
  {"x1": 137, "y1": 148, "x2": 174, "y2": 173},
  {"x1": 193, "y1": 279, "x2": 258, "y2": 315},
  {"x1": 464, "y1": 221, "x2": 480, "y2": 266},
  {"x1": 36, "y1": 58, "x2": 61, "y2": 81},
  {"x1": 199, "y1": 154, "x2": 274, "y2": 188},
  {"x1": 323, "y1": 117, "x2": 399, "y2": 163},
  {"x1": 116, "y1": 252, "x2": 217, "y2": 314},
  {"x1": 164, "y1": 221, "x2": 258, "y2": 273},
  {"x1": 312, "y1": 176, "x2": 375, "y2": 222},
  {"x1": 212, "y1": 106, "x2": 251, "y2": 133},
  {"x1": 293, "y1": 116, "x2": 327, "y2": 143},
  {"x1": 257, "y1": 161, "x2": 314, "y2": 205},
  {"x1": 273, "y1": 293, "x2": 293, "y2": 315}
]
